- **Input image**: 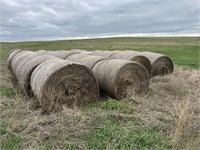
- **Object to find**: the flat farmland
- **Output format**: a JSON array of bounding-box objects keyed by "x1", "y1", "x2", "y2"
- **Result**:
[{"x1": 0, "y1": 37, "x2": 199, "y2": 149}]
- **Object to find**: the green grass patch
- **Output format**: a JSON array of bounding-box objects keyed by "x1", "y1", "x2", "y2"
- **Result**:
[
  {"x1": 86, "y1": 119, "x2": 171, "y2": 149},
  {"x1": 0, "y1": 37, "x2": 199, "y2": 68},
  {"x1": 85, "y1": 99, "x2": 134, "y2": 114},
  {"x1": 1, "y1": 134, "x2": 24, "y2": 150},
  {"x1": 0, "y1": 87, "x2": 16, "y2": 98},
  {"x1": 0, "y1": 122, "x2": 8, "y2": 135},
  {"x1": 99, "y1": 99, "x2": 134, "y2": 114}
]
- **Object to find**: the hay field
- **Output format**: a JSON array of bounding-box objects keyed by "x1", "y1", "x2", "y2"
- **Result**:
[{"x1": 0, "y1": 37, "x2": 199, "y2": 149}]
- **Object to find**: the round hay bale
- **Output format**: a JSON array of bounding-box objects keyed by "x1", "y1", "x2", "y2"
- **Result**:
[
  {"x1": 66, "y1": 53, "x2": 107, "y2": 69},
  {"x1": 141, "y1": 52, "x2": 174, "y2": 76},
  {"x1": 7, "y1": 49, "x2": 21, "y2": 70},
  {"x1": 88, "y1": 50, "x2": 115, "y2": 57},
  {"x1": 17, "y1": 55, "x2": 56, "y2": 97},
  {"x1": 92, "y1": 59, "x2": 149, "y2": 99},
  {"x1": 10, "y1": 51, "x2": 38, "y2": 75},
  {"x1": 109, "y1": 51, "x2": 152, "y2": 75},
  {"x1": 30, "y1": 59, "x2": 99, "y2": 113},
  {"x1": 36, "y1": 50, "x2": 82, "y2": 59}
]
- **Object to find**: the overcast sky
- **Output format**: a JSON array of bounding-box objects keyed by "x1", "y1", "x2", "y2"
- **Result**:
[{"x1": 0, "y1": 0, "x2": 199, "y2": 41}]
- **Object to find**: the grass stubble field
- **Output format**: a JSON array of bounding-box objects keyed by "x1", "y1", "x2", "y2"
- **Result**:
[{"x1": 0, "y1": 37, "x2": 199, "y2": 149}]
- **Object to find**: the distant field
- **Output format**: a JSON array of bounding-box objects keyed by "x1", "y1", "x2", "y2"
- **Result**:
[
  {"x1": 0, "y1": 37, "x2": 199, "y2": 68},
  {"x1": 0, "y1": 37, "x2": 199, "y2": 150}
]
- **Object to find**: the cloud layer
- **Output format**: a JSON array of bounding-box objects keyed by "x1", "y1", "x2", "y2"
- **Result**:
[{"x1": 0, "y1": 0, "x2": 199, "y2": 41}]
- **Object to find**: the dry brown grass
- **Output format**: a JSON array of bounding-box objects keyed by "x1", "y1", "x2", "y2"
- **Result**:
[
  {"x1": 1, "y1": 59, "x2": 200, "y2": 149},
  {"x1": 133, "y1": 67, "x2": 200, "y2": 149}
]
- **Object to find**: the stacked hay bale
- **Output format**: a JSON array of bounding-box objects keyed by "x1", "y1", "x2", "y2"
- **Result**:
[
  {"x1": 88, "y1": 50, "x2": 152, "y2": 75},
  {"x1": 7, "y1": 50, "x2": 99, "y2": 113},
  {"x1": 7, "y1": 49, "x2": 174, "y2": 112},
  {"x1": 66, "y1": 54, "x2": 149, "y2": 99},
  {"x1": 35, "y1": 50, "x2": 150, "y2": 99}
]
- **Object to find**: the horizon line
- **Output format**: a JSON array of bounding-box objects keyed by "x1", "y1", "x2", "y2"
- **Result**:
[{"x1": 1, "y1": 33, "x2": 199, "y2": 42}]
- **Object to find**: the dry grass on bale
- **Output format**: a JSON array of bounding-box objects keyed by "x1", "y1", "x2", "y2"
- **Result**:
[{"x1": 1, "y1": 63, "x2": 199, "y2": 149}]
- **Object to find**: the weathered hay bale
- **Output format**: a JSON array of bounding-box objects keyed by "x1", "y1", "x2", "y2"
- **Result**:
[
  {"x1": 108, "y1": 51, "x2": 152, "y2": 75},
  {"x1": 92, "y1": 59, "x2": 149, "y2": 99},
  {"x1": 87, "y1": 50, "x2": 151, "y2": 75},
  {"x1": 36, "y1": 50, "x2": 82, "y2": 59},
  {"x1": 30, "y1": 58, "x2": 99, "y2": 113},
  {"x1": 10, "y1": 51, "x2": 38, "y2": 75},
  {"x1": 87, "y1": 50, "x2": 115, "y2": 57},
  {"x1": 66, "y1": 53, "x2": 107, "y2": 69},
  {"x1": 17, "y1": 55, "x2": 56, "y2": 97},
  {"x1": 141, "y1": 52, "x2": 174, "y2": 76},
  {"x1": 7, "y1": 49, "x2": 21, "y2": 69}
]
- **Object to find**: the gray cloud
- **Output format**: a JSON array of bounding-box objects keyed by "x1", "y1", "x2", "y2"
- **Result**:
[{"x1": 0, "y1": 0, "x2": 198, "y2": 41}]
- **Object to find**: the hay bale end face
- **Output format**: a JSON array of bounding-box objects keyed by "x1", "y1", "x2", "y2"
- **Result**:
[
  {"x1": 31, "y1": 59, "x2": 99, "y2": 113},
  {"x1": 10, "y1": 51, "x2": 38, "y2": 78},
  {"x1": 92, "y1": 59, "x2": 149, "y2": 99},
  {"x1": 141, "y1": 52, "x2": 174, "y2": 76},
  {"x1": 7, "y1": 49, "x2": 21, "y2": 69}
]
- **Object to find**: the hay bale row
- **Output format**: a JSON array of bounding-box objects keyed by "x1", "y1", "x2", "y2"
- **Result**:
[
  {"x1": 87, "y1": 50, "x2": 174, "y2": 77},
  {"x1": 7, "y1": 49, "x2": 173, "y2": 111},
  {"x1": 35, "y1": 49, "x2": 174, "y2": 77},
  {"x1": 7, "y1": 50, "x2": 99, "y2": 113},
  {"x1": 34, "y1": 50, "x2": 149, "y2": 99},
  {"x1": 87, "y1": 50, "x2": 152, "y2": 75}
]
